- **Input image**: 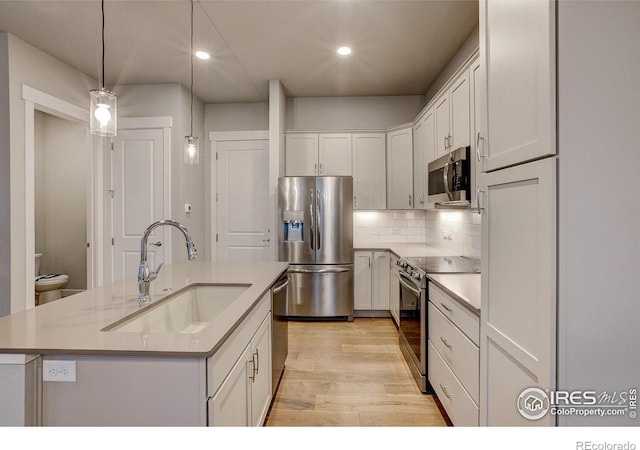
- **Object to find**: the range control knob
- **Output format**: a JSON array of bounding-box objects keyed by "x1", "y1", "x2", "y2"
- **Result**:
[{"x1": 412, "y1": 271, "x2": 423, "y2": 281}]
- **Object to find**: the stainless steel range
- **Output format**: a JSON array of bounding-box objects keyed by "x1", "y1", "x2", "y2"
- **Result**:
[{"x1": 394, "y1": 255, "x2": 480, "y2": 393}]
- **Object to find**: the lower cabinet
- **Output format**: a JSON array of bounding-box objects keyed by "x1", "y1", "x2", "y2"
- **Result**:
[
  {"x1": 208, "y1": 314, "x2": 272, "y2": 427},
  {"x1": 354, "y1": 250, "x2": 390, "y2": 314},
  {"x1": 389, "y1": 253, "x2": 400, "y2": 326},
  {"x1": 427, "y1": 284, "x2": 479, "y2": 426},
  {"x1": 207, "y1": 293, "x2": 272, "y2": 426}
]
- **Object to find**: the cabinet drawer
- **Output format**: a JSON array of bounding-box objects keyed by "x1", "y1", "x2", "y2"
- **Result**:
[
  {"x1": 428, "y1": 341, "x2": 479, "y2": 426},
  {"x1": 207, "y1": 293, "x2": 270, "y2": 397},
  {"x1": 428, "y1": 302, "x2": 479, "y2": 404},
  {"x1": 429, "y1": 283, "x2": 479, "y2": 346}
]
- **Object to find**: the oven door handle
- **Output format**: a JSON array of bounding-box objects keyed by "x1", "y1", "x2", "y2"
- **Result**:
[{"x1": 394, "y1": 270, "x2": 423, "y2": 297}]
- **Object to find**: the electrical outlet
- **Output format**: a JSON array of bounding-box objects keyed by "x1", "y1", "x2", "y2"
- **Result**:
[{"x1": 43, "y1": 360, "x2": 76, "y2": 382}]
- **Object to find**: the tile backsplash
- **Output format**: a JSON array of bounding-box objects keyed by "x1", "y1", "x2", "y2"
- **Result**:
[
  {"x1": 353, "y1": 209, "x2": 481, "y2": 259},
  {"x1": 353, "y1": 210, "x2": 427, "y2": 245},
  {"x1": 425, "y1": 209, "x2": 481, "y2": 259}
]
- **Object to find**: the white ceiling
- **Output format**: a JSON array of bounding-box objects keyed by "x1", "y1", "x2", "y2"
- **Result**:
[{"x1": 0, "y1": 1, "x2": 479, "y2": 104}]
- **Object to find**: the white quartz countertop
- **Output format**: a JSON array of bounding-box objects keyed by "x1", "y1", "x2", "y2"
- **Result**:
[
  {"x1": 427, "y1": 273, "x2": 481, "y2": 313},
  {"x1": 0, "y1": 261, "x2": 288, "y2": 357},
  {"x1": 354, "y1": 242, "x2": 456, "y2": 258}
]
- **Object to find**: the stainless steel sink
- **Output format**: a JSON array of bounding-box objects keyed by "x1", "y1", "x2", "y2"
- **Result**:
[{"x1": 102, "y1": 283, "x2": 251, "y2": 334}]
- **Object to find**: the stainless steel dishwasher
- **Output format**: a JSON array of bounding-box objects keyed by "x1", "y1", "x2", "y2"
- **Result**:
[{"x1": 271, "y1": 272, "x2": 289, "y2": 396}]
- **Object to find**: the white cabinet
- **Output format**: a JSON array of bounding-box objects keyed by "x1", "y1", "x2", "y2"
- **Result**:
[
  {"x1": 478, "y1": 157, "x2": 556, "y2": 426},
  {"x1": 469, "y1": 58, "x2": 483, "y2": 211},
  {"x1": 354, "y1": 251, "x2": 390, "y2": 312},
  {"x1": 207, "y1": 293, "x2": 272, "y2": 427},
  {"x1": 285, "y1": 133, "x2": 352, "y2": 176},
  {"x1": 479, "y1": 0, "x2": 556, "y2": 172},
  {"x1": 352, "y1": 133, "x2": 386, "y2": 210},
  {"x1": 412, "y1": 110, "x2": 434, "y2": 209},
  {"x1": 389, "y1": 253, "x2": 400, "y2": 326},
  {"x1": 434, "y1": 71, "x2": 470, "y2": 159},
  {"x1": 386, "y1": 127, "x2": 414, "y2": 209}
]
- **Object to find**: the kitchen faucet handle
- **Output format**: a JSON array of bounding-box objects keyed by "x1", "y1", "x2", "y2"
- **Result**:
[{"x1": 149, "y1": 263, "x2": 164, "y2": 281}]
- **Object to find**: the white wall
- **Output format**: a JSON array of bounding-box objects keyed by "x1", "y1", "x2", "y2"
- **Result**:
[
  {"x1": 557, "y1": 1, "x2": 640, "y2": 426},
  {"x1": 115, "y1": 83, "x2": 205, "y2": 264},
  {"x1": 286, "y1": 95, "x2": 425, "y2": 130},
  {"x1": 204, "y1": 102, "x2": 268, "y2": 132},
  {"x1": 424, "y1": 25, "x2": 479, "y2": 104},
  {"x1": 34, "y1": 111, "x2": 87, "y2": 289},
  {"x1": 2, "y1": 32, "x2": 96, "y2": 315},
  {"x1": 0, "y1": 34, "x2": 10, "y2": 317}
]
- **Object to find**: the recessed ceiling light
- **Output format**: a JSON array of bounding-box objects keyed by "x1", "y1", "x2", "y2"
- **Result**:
[
  {"x1": 195, "y1": 51, "x2": 210, "y2": 60},
  {"x1": 337, "y1": 46, "x2": 352, "y2": 56}
]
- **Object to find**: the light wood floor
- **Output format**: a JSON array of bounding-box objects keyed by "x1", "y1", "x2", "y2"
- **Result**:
[{"x1": 265, "y1": 317, "x2": 449, "y2": 427}]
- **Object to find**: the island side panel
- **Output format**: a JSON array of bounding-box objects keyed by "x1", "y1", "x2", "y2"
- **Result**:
[{"x1": 42, "y1": 355, "x2": 206, "y2": 426}]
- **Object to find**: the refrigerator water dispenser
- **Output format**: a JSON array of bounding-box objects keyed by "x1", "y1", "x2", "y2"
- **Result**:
[{"x1": 283, "y1": 210, "x2": 304, "y2": 242}]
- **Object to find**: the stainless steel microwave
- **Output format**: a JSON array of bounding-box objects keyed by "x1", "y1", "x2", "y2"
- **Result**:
[{"x1": 427, "y1": 146, "x2": 471, "y2": 207}]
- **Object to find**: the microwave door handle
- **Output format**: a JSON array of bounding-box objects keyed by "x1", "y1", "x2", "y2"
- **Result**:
[{"x1": 443, "y1": 162, "x2": 453, "y2": 201}]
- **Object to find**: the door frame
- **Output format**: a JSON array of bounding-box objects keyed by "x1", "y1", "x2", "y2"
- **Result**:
[
  {"x1": 209, "y1": 130, "x2": 269, "y2": 262},
  {"x1": 21, "y1": 84, "x2": 97, "y2": 311},
  {"x1": 113, "y1": 117, "x2": 173, "y2": 282}
]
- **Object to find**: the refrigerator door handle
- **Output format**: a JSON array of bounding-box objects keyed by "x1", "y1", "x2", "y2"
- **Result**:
[
  {"x1": 316, "y1": 189, "x2": 321, "y2": 252},
  {"x1": 309, "y1": 188, "x2": 315, "y2": 251},
  {"x1": 288, "y1": 267, "x2": 351, "y2": 274}
]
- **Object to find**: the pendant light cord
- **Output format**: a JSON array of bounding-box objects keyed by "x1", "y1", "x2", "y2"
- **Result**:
[
  {"x1": 190, "y1": 0, "x2": 194, "y2": 137},
  {"x1": 101, "y1": 0, "x2": 105, "y2": 90}
]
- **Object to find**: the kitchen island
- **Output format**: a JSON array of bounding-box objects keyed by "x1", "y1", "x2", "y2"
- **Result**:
[{"x1": 0, "y1": 260, "x2": 289, "y2": 426}]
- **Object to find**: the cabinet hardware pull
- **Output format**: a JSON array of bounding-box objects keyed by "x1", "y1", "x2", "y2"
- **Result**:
[
  {"x1": 249, "y1": 359, "x2": 255, "y2": 382},
  {"x1": 444, "y1": 136, "x2": 448, "y2": 149},
  {"x1": 149, "y1": 241, "x2": 162, "y2": 247},
  {"x1": 254, "y1": 348, "x2": 260, "y2": 375},
  {"x1": 477, "y1": 188, "x2": 485, "y2": 215},
  {"x1": 440, "y1": 384, "x2": 452, "y2": 400},
  {"x1": 319, "y1": 162, "x2": 323, "y2": 174},
  {"x1": 440, "y1": 336, "x2": 453, "y2": 350},
  {"x1": 476, "y1": 132, "x2": 484, "y2": 161},
  {"x1": 262, "y1": 238, "x2": 270, "y2": 243},
  {"x1": 314, "y1": 162, "x2": 318, "y2": 174},
  {"x1": 354, "y1": 196, "x2": 357, "y2": 209},
  {"x1": 440, "y1": 302, "x2": 453, "y2": 313},
  {"x1": 409, "y1": 195, "x2": 412, "y2": 207}
]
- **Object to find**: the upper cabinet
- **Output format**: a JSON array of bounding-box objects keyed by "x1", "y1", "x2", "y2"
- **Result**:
[
  {"x1": 386, "y1": 127, "x2": 414, "y2": 210},
  {"x1": 352, "y1": 133, "x2": 386, "y2": 210},
  {"x1": 285, "y1": 133, "x2": 352, "y2": 176},
  {"x1": 479, "y1": 0, "x2": 556, "y2": 172},
  {"x1": 435, "y1": 70, "x2": 471, "y2": 159}
]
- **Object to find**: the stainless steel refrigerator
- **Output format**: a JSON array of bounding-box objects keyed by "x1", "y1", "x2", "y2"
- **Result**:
[{"x1": 278, "y1": 176, "x2": 354, "y2": 320}]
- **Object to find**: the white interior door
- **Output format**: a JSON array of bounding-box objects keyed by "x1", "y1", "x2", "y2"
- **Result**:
[
  {"x1": 216, "y1": 137, "x2": 270, "y2": 262},
  {"x1": 112, "y1": 128, "x2": 165, "y2": 281}
]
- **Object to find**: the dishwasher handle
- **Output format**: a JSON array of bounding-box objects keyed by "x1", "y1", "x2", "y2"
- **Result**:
[{"x1": 272, "y1": 275, "x2": 290, "y2": 295}]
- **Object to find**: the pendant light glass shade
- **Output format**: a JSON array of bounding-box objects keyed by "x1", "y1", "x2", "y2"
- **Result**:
[
  {"x1": 184, "y1": 136, "x2": 200, "y2": 165},
  {"x1": 90, "y1": 88, "x2": 117, "y2": 137},
  {"x1": 184, "y1": 0, "x2": 200, "y2": 165},
  {"x1": 90, "y1": 0, "x2": 117, "y2": 137}
]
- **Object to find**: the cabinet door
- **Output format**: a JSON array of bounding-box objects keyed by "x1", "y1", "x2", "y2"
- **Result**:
[
  {"x1": 478, "y1": 157, "x2": 556, "y2": 426},
  {"x1": 354, "y1": 251, "x2": 372, "y2": 310},
  {"x1": 412, "y1": 118, "x2": 427, "y2": 209},
  {"x1": 250, "y1": 316, "x2": 272, "y2": 427},
  {"x1": 480, "y1": 0, "x2": 556, "y2": 171},
  {"x1": 285, "y1": 134, "x2": 318, "y2": 176},
  {"x1": 423, "y1": 109, "x2": 436, "y2": 164},
  {"x1": 389, "y1": 255, "x2": 400, "y2": 326},
  {"x1": 449, "y1": 70, "x2": 470, "y2": 150},
  {"x1": 386, "y1": 128, "x2": 414, "y2": 210},
  {"x1": 434, "y1": 94, "x2": 450, "y2": 159},
  {"x1": 470, "y1": 58, "x2": 483, "y2": 211},
  {"x1": 372, "y1": 251, "x2": 390, "y2": 310},
  {"x1": 352, "y1": 133, "x2": 386, "y2": 210},
  {"x1": 319, "y1": 133, "x2": 352, "y2": 176},
  {"x1": 209, "y1": 345, "x2": 252, "y2": 426}
]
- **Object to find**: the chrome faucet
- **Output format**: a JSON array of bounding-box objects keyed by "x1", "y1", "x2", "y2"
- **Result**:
[{"x1": 138, "y1": 219, "x2": 198, "y2": 304}]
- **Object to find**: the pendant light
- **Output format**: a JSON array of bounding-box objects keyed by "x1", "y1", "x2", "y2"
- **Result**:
[
  {"x1": 184, "y1": 0, "x2": 199, "y2": 164},
  {"x1": 90, "y1": 0, "x2": 117, "y2": 137}
]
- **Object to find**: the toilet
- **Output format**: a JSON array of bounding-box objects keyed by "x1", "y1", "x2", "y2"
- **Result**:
[{"x1": 35, "y1": 253, "x2": 69, "y2": 305}]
